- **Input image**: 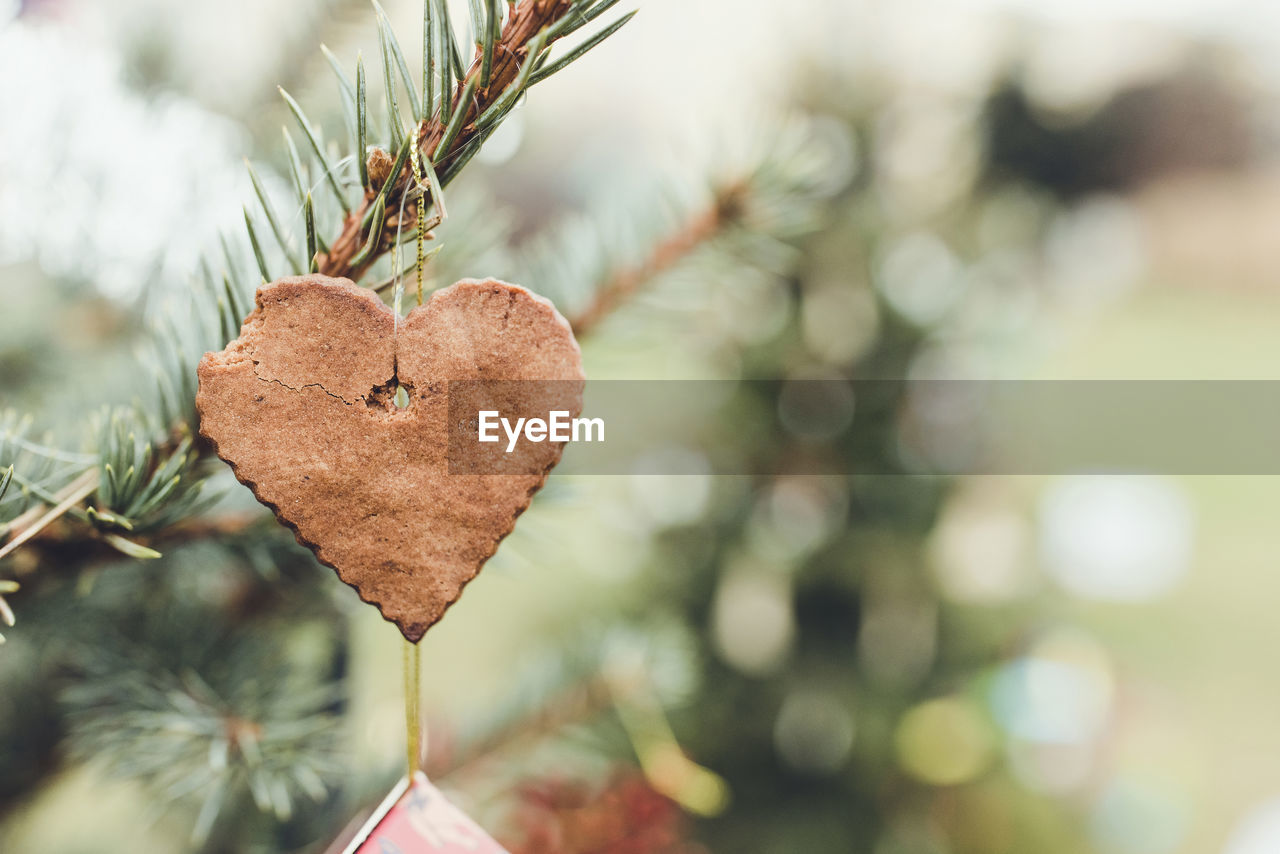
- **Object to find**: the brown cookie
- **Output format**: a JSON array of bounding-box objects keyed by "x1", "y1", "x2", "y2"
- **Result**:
[{"x1": 196, "y1": 275, "x2": 584, "y2": 641}]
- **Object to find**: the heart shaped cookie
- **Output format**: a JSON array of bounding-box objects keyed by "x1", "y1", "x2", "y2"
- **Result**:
[{"x1": 196, "y1": 275, "x2": 584, "y2": 641}]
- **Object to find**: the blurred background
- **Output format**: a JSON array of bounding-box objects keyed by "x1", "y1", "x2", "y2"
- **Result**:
[{"x1": 4, "y1": 0, "x2": 1280, "y2": 852}]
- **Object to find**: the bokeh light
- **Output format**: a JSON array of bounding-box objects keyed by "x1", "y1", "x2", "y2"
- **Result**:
[
  {"x1": 1038, "y1": 476, "x2": 1194, "y2": 601},
  {"x1": 773, "y1": 688, "x2": 856, "y2": 776},
  {"x1": 711, "y1": 562, "x2": 794, "y2": 676},
  {"x1": 1223, "y1": 797, "x2": 1280, "y2": 854},
  {"x1": 895, "y1": 696, "x2": 995, "y2": 786}
]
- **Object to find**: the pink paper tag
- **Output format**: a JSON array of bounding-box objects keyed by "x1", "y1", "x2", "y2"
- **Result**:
[{"x1": 343, "y1": 773, "x2": 508, "y2": 854}]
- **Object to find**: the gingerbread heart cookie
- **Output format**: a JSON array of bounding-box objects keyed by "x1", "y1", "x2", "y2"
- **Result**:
[{"x1": 196, "y1": 275, "x2": 583, "y2": 641}]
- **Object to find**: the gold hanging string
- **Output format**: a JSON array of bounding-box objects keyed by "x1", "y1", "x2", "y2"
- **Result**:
[
  {"x1": 403, "y1": 637, "x2": 423, "y2": 777},
  {"x1": 390, "y1": 122, "x2": 433, "y2": 323},
  {"x1": 408, "y1": 122, "x2": 444, "y2": 308},
  {"x1": 409, "y1": 123, "x2": 427, "y2": 307}
]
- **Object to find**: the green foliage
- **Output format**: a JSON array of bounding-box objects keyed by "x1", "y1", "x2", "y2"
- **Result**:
[
  {"x1": 320, "y1": 43, "x2": 359, "y2": 142},
  {"x1": 246, "y1": 159, "x2": 305, "y2": 273},
  {"x1": 530, "y1": 10, "x2": 637, "y2": 86},
  {"x1": 63, "y1": 630, "x2": 343, "y2": 845},
  {"x1": 279, "y1": 86, "x2": 350, "y2": 214},
  {"x1": 0, "y1": 412, "x2": 91, "y2": 534},
  {"x1": 90, "y1": 410, "x2": 211, "y2": 538}
]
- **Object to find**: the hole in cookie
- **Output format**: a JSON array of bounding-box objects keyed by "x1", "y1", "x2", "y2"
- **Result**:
[{"x1": 366, "y1": 378, "x2": 407, "y2": 411}]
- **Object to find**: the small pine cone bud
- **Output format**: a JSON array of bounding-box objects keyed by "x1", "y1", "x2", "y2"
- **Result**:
[{"x1": 367, "y1": 148, "x2": 394, "y2": 189}]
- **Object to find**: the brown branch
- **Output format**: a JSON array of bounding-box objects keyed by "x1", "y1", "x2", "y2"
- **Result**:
[
  {"x1": 317, "y1": 0, "x2": 576, "y2": 283},
  {"x1": 2, "y1": 512, "x2": 266, "y2": 579},
  {"x1": 568, "y1": 183, "x2": 746, "y2": 336}
]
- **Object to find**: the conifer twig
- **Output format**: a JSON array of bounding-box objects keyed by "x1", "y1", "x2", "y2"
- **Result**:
[
  {"x1": 568, "y1": 183, "x2": 747, "y2": 336},
  {"x1": 3, "y1": 512, "x2": 267, "y2": 579},
  {"x1": 0, "y1": 470, "x2": 99, "y2": 563},
  {"x1": 318, "y1": 0, "x2": 611, "y2": 283}
]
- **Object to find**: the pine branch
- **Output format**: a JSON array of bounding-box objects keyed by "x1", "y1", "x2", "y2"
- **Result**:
[
  {"x1": 61, "y1": 621, "x2": 345, "y2": 846},
  {"x1": 567, "y1": 184, "x2": 747, "y2": 336},
  {"x1": 530, "y1": 119, "x2": 851, "y2": 336},
  {"x1": 0, "y1": 0, "x2": 636, "y2": 575},
  {"x1": 0, "y1": 469, "x2": 99, "y2": 564},
  {"x1": 3, "y1": 512, "x2": 268, "y2": 582},
  {"x1": 316, "y1": 0, "x2": 633, "y2": 282}
]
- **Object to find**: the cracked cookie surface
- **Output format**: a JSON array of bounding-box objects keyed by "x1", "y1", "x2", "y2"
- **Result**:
[{"x1": 196, "y1": 274, "x2": 584, "y2": 641}]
